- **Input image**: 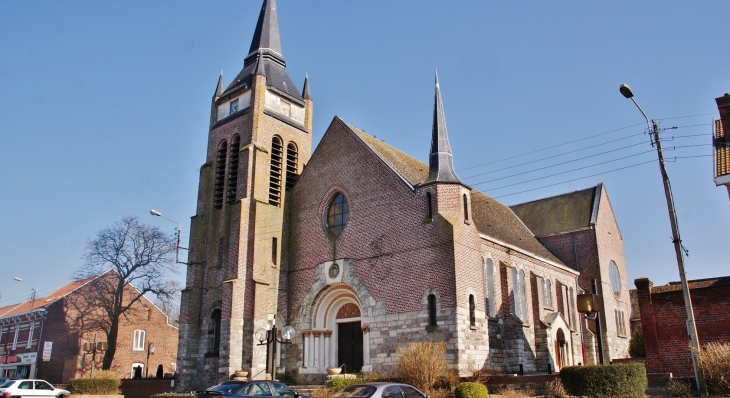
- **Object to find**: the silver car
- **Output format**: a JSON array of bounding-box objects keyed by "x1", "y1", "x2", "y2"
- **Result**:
[
  {"x1": 0, "y1": 379, "x2": 70, "y2": 398},
  {"x1": 330, "y1": 383, "x2": 429, "y2": 398}
]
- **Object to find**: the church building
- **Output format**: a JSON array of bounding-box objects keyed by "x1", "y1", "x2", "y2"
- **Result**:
[{"x1": 176, "y1": 0, "x2": 630, "y2": 388}]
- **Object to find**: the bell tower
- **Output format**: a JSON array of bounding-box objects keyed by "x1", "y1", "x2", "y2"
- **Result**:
[{"x1": 177, "y1": 0, "x2": 313, "y2": 389}]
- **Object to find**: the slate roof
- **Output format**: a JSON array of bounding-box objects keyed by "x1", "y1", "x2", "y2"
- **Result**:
[
  {"x1": 345, "y1": 122, "x2": 564, "y2": 265},
  {"x1": 510, "y1": 184, "x2": 602, "y2": 237},
  {"x1": 0, "y1": 276, "x2": 96, "y2": 317}
]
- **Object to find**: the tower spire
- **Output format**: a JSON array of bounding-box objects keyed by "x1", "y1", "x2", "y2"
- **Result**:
[
  {"x1": 422, "y1": 71, "x2": 462, "y2": 186},
  {"x1": 302, "y1": 73, "x2": 311, "y2": 100},
  {"x1": 214, "y1": 70, "x2": 224, "y2": 97},
  {"x1": 248, "y1": 0, "x2": 282, "y2": 58}
]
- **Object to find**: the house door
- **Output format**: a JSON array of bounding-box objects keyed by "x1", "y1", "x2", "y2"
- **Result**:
[
  {"x1": 337, "y1": 321, "x2": 363, "y2": 373},
  {"x1": 555, "y1": 328, "x2": 566, "y2": 369}
]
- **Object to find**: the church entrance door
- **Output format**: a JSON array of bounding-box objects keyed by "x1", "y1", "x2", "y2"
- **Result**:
[{"x1": 337, "y1": 321, "x2": 363, "y2": 373}]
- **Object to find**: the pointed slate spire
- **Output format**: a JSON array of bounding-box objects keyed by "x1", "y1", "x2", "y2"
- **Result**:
[
  {"x1": 248, "y1": 0, "x2": 282, "y2": 57},
  {"x1": 214, "y1": 70, "x2": 224, "y2": 97},
  {"x1": 302, "y1": 73, "x2": 311, "y2": 100},
  {"x1": 422, "y1": 72, "x2": 462, "y2": 186}
]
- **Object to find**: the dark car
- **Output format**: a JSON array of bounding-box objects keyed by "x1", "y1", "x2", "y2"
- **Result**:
[
  {"x1": 330, "y1": 383, "x2": 429, "y2": 398},
  {"x1": 195, "y1": 381, "x2": 310, "y2": 398}
]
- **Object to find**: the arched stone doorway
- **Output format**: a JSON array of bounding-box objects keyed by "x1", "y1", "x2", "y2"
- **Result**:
[{"x1": 303, "y1": 285, "x2": 366, "y2": 372}]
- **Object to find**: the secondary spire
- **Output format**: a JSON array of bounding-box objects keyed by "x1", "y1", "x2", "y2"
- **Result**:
[{"x1": 422, "y1": 72, "x2": 462, "y2": 186}]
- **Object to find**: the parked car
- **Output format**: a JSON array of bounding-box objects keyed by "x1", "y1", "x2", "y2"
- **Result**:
[
  {"x1": 0, "y1": 379, "x2": 70, "y2": 398},
  {"x1": 330, "y1": 383, "x2": 429, "y2": 398},
  {"x1": 195, "y1": 380, "x2": 311, "y2": 398}
]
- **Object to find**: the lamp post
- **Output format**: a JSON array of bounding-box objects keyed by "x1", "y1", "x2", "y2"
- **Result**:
[
  {"x1": 14, "y1": 277, "x2": 44, "y2": 378},
  {"x1": 619, "y1": 84, "x2": 706, "y2": 397},
  {"x1": 82, "y1": 334, "x2": 108, "y2": 378},
  {"x1": 146, "y1": 342, "x2": 156, "y2": 378},
  {"x1": 150, "y1": 209, "x2": 188, "y2": 265},
  {"x1": 255, "y1": 320, "x2": 295, "y2": 379},
  {"x1": 14, "y1": 277, "x2": 37, "y2": 310}
]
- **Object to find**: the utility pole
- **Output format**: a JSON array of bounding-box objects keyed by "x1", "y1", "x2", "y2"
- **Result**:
[{"x1": 620, "y1": 84, "x2": 707, "y2": 397}]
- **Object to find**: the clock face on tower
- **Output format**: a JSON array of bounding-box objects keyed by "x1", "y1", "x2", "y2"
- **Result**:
[{"x1": 328, "y1": 263, "x2": 340, "y2": 279}]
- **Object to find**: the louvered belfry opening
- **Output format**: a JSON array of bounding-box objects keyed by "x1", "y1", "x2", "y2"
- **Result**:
[
  {"x1": 213, "y1": 141, "x2": 228, "y2": 210},
  {"x1": 226, "y1": 135, "x2": 241, "y2": 204},
  {"x1": 285, "y1": 142, "x2": 298, "y2": 190},
  {"x1": 269, "y1": 136, "x2": 283, "y2": 206}
]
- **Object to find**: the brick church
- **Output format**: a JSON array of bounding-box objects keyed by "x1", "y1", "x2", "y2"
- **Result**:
[{"x1": 176, "y1": 0, "x2": 632, "y2": 388}]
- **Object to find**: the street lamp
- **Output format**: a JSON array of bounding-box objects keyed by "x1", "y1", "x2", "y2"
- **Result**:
[
  {"x1": 14, "y1": 277, "x2": 37, "y2": 310},
  {"x1": 150, "y1": 209, "x2": 188, "y2": 265},
  {"x1": 82, "y1": 334, "x2": 108, "y2": 378},
  {"x1": 619, "y1": 84, "x2": 706, "y2": 396},
  {"x1": 146, "y1": 342, "x2": 156, "y2": 378},
  {"x1": 255, "y1": 319, "x2": 295, "y2": 378}
]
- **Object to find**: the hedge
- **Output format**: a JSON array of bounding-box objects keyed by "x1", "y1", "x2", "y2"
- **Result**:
[
  {"x1": 69, "y1": 378, "x2": 121, "y2": 395},
  {"x1": 559, "y1": 363, "x2": 647, "y2": 398},
  {"x1": 454, "y1": 382, "x2": 488, "y2": 398}
]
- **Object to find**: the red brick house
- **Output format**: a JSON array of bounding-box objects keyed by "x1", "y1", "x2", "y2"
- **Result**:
[
  {"x1": 0, "y1": 272, "x2": 178, "y2": 384},
  {"x1": 176, "y1": 0, "x2": 631, "y2": 388},
  {"x1": 634, "y1": 276, "x2": 730, "y2": 387},
  {"x1": 714, "y1": 94, "x2": 730, "y2": 200}
]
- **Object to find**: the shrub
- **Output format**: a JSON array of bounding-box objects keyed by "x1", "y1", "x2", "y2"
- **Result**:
[
  {"x1": 628, "y1": 328, "x2": 645, "y2": 358},
  {"x1": 395, "y1": 342, "x2": 448, "y2": 393},
  {"x1": 544, "y1": 379, "x2": 568, "y2": 398},
  {"x1": 495, "y1": 386, "x2": 532, "y2": 398},
  {"x1": 559, "y1": 363, "x2": 647, "y2": 398},
  {"x1": 694, "y1": 342, "x2": 730, "y2": 396},
  {"x1": 69, "y1": 371, "x2": 121, "y2": 395},
  {"x1": 664, "y1": 378, "x2": 692, "y2": 398},
  {"x1": 454, "y1": 382, "x2": 488, "y2": 398}
]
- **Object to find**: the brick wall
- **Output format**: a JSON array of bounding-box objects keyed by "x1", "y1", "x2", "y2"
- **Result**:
[{"x1": 635, "y1": 276, "x2": 730, "y2": 385}]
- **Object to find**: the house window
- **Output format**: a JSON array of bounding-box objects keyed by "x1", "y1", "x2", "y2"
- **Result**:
[
  {"x1": 486, "y1": 259, "x2": 495, "y2": 317},
  {"x1": 131, "y1": 363, "x2": 144, "y2": 379},
  {"x1": 26, "y1": 325, "x2": 33, "y2": 348},
  {"x1": 469, "y1": 295, "x2": 476, "y2": 327},
  {"x1": 133, "y1": 330, "x2": 145, "y2": 351},
  {"x1": 463, "y1": 194, "x2": 469, "y2": 221},
  {"x1": 327, "y1": 193, "x2": 349, "y2": 236},
  {"x1": 269, "y1": 136, "x2": 283, "y2": 206},
  {"x1": 230, "y1": 98, "x2": 239, "y2": 114},
  {"x1": 567, "y1": 287, "x2": 574, "y2": 327},
  {"x1": 211, "y1": 309, "x2": 222, "y2": 355},
  {"x1": 609, "y1": 261, "x2": 621, "y2": 297},
  {"x1": 426, "y1": 192, "x2": 433, "y2": 220},
  {"x1": 428, "y1": 294, "x2": 437, "y2": 326},
  {"x1": 226, "y1": 135, "x2": 240, "y2": 204},
  {"x1": 12, "y1": 325, "x2": 19, "y2": 350},
  {"x1": 285, "y1": 142, "x2": 298, "y2": 190},
  {"x1": 213, "y1": 141, "x2": 228, "y2": 210}
]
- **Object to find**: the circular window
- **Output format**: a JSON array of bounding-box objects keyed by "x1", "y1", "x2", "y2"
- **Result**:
[
  {"x1": 327, "y1": 193, "x2": 349, "y2": 236},
  {"x1": 609, "y1": 261, "x2": 621, "y2": 296}
]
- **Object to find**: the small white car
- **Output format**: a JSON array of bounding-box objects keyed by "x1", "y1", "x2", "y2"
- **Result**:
[{"x1": 0, "y1": 379, "x2": 70, "y2": 398}]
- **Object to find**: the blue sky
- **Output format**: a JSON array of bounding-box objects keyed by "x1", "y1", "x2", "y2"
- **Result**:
[{"x1": 1, "y1": 1, "x2": 728, "y2": 307}]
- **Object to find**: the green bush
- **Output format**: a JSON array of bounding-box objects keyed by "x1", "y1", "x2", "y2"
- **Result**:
[
  {"x1": 69, "y1": 378, "x2": 121, "y2": 395},
  {"x1": 454, "y1": 382, "x2": 488, "y2": 398},
  {"x1": 559, "y1": 363, "x2": 647, "y2": 398},
  {"x1": 628, "y1": 328, "x2": 645, "y2": 358}
]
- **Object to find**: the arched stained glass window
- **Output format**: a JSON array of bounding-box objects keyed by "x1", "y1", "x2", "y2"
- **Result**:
[
  {"x1": 469, "y1": 294, "x2": 476, "y2": 327},
  {"x1": 327, "y1": 193, "x2": 349, "y2": 236},
  {"x1": 609, "y1": 261, "x2": 621, "y2": 297},
  {"x1": 519, "y1": 270, "x2": 528, "y2": 322}
]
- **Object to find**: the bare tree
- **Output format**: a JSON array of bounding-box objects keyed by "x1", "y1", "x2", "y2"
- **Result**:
[
  {"x1": 73, "y1": 216, "x2": 178, "y2": 370},
  {"x1": 154, "y1": 286, "x2": 181, "y2": 326}
]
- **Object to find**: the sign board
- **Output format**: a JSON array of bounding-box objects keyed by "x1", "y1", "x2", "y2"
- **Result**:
[{"x1": 42, "y1": 341, "x2": 53, "y2": 362}]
